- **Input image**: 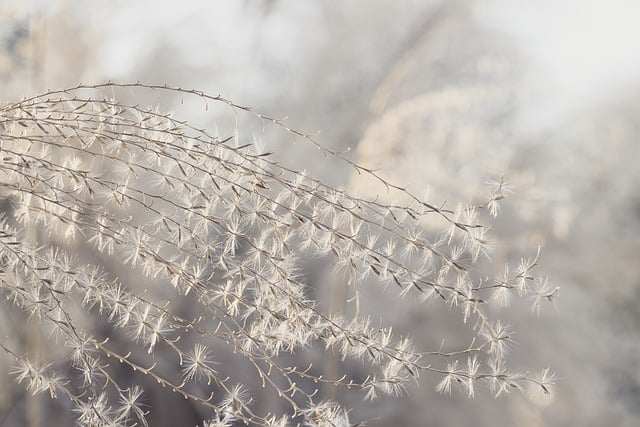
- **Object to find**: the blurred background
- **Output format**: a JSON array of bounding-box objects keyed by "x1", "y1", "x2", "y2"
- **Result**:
[{"x1": 1, "y1": 0, "x2": 639, "y2": 426}]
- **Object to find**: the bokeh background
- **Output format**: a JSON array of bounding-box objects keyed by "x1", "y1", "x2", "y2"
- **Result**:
[{"x1": 1, "y1": 0, "x2": 639, "y2": 426}]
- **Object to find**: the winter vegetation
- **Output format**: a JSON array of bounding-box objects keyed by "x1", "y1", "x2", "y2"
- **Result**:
[
  {"x1": 2, "y1": 1, "x2": 640, "y2": 426},
  {"x1": 0, "y1": 82, "x2": 555, "y2": 426}
]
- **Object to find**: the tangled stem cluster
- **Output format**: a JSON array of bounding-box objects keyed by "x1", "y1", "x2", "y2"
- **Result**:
[{"x1": 0, "y1": 83, "x2": 556, "y2": 426}]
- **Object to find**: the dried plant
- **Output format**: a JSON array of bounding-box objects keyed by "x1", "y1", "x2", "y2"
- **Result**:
[{"x1": 0, "y1": 83, "x2": 556, "y2": 426}]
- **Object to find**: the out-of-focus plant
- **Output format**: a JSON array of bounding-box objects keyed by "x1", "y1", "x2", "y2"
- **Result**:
[{"x1": 0, "y1": 83, "x2": 556, "y2": 426}]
